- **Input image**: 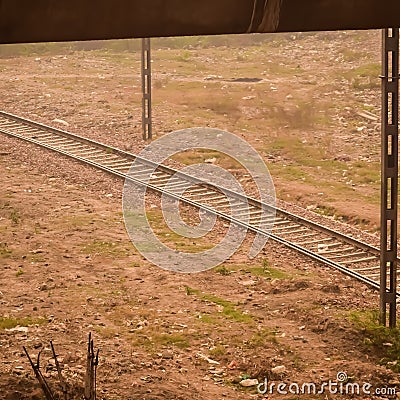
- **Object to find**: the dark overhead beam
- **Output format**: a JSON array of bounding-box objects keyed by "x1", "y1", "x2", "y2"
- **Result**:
[
  {"x1": 1, "y1": 0, "x2": 400, "y2": 44},
  {"x1": 278, "y1": 0, "x2": 400, "y2": 32}
]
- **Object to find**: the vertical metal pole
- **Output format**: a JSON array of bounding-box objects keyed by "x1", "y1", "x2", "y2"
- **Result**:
[
  {"x1": 141, "y1": 38, "x2": 152, "y2": 140},
  {"x1": 380, "y1": 28, "x2": 399, "y2": 328}
]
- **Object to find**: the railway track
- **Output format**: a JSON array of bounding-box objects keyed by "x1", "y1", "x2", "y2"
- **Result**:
[{"x1": 0, "y1": 110, "x2": 389, "y2": 292}]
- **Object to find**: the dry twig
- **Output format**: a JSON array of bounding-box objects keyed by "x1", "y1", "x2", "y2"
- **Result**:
[
  {"x1": 84, "y1": 333, "x2": 99, "y2": 400},
  {"x1": 50, "y1": 340, "x2": 68, "y2": 399},
  {"x1": 23, "y1": 346, "x2": 55, "y2": 400}
]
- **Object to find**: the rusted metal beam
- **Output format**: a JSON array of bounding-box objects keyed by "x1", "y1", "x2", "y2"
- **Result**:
[
  {"x1": 1, "y1": 0, "x2": 400, "y2": 44},
  {"x1": 380, "y1": 28, "x2": 399, "y2": 328},
  {"x1": 141, "y1": 38, "x2": 152, "y2": 141}
]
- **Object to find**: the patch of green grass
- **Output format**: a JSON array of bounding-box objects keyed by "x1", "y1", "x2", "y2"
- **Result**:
[
  {"x1": 348, "y1": 309, "x2": 400, "y2": 372},
  {"x1": 264, "y1": 101, "x2": 323, "y2": 130},
  {"x1": 347, "y1": 161, "x2": 380, "y2": 185},
  {"x1": 344, "y1": 63, "x2": 380, "y2": 90},
  {"x1": 61, "y1": 215, "x2": 95, "y2": 229},
  {"x1": 157, "y1": 333, "x2": 190, "y2": 348},
  {"x1": 185, "y1": 286, "x2": 200, "y2": 296},
  {"x1": 267, "y1": 136, "x2": 329, "y2": 167},
  {"x1": 128, "y1": 261, "x2": 141, "y2": 268},
  {"x1": 202, "y1": 98, "x2": 242, "y2": 119},
  {"x1": 10, "y1": 209, "x2": 20, "y2": 224},
  {"x1": 247, "y1": 328, "x2": 278, "y2": 348},
  {"x1": 209, "y1": 344, "x2": 227, "y2": 357},
  {"x1": 34, "y1": 224, "x2": 42, "y2": 234},
  {"x1": 186, "y1": 286, "x2": 253, "y2": 323},
  {"x1": 171, "y1": 149, "x2": 242, "y2": 170},
  {"x1": 353, "y1": 63, "x2": 381, "y2": 78},
  {"x1": 143, "y1": 210, "x2": 214, "y2": 253},
  {"x1": 0, "y1": 243, "x2": 12, "y2": 258},
  {"x1": 202, "y1": 294, "x2": 253, "y2": 323},
  {"x1": 213, "y1": 265, "x2": 232, "y2": 276},
  {"x1": 176, "y1": 50, "x2": 192, "y2": 62},
  {"x1": 250, "y1": 259, "x2": 290, "y2": 280},
  {"x1": 314, "y1": 204, "x2": 337, "y2": 218},
  {"x1": 15, "y1": 268, "x2": 24, "y2": 277},
  {"x1": 134, "y1": 333, "x2": 190, "y2": 350},
  {"x1": 30, "y1": 254, "x2": 45, "y2": 263},
  {"x1": 0, "y1": 316, "x2": 47, "y2": 330},
  {"x1": 340, "y1": 48, "x2": 366, "y2": 62},
  {"x1": 82, "y1": 240, "x2": 128, "y2": 257},
  {"x1": 268, "y1": 164, "x2": 309, "y2": 182},
  {"x1": 197, "y1": 313, "x2": 218, "y2": 324},
  {"x1": 94, "y1": 326, "x2": 118, "y2": 339}
]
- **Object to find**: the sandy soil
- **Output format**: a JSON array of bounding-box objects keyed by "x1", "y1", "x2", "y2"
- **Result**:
[
  {"x1": 0, "y1": 32, "x2": 399, "y2": 399},
  {"x1": 0, "y1": 139, "x2": 397, "y2": 399}
]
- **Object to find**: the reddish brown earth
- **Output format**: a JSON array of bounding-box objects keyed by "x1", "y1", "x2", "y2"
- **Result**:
[{"x1": 0, "y1": 32, "x2": 399, "y2": 399}]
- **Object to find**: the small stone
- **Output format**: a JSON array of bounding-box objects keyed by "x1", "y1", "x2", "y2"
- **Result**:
[
  {"x1": 271, "y1": 365, "x2": 286, "y2": 374},
  {"x1": 197, "y1": 353, "x2": 220, "y2": 365},
  {"x1": 334, "y1": 155, "x2": 351, "y2": 162},
  {"x1": 227, "y1": 360, "x2": 238, "y2": 370},
  {"x1": 210, "y1": 368, "x2": 225, "y2": 375},
  {"x1": 240, "y1": 279, "x2": 257, "y2": 286},
  {"x1": 6, "y1": 326, "x2": 28, "y2": 333},
  {"x1": 161, "y1": 351, "x2": 174, "y2": 360},
  {"x1": 52, "y1": 118, "x2": 69, "y2": 126},
  {"x1": 240, "y1": 378, "x2": 259, "y2": 387}
]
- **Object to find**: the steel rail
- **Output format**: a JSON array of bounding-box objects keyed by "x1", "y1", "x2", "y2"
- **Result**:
[{"x1": 0, "y1": 111, "x2": 391, "y2": 292}]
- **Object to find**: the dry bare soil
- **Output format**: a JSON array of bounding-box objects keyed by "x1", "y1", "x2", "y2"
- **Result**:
[{"x1": 0, "y1": 31, "x2": 399, "y2": 399}]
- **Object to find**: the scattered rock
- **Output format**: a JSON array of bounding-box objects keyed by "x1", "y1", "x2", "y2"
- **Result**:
[
  {"x1": 322, "y1": 284, "x2": 341, "y2": 293},
  {"x1": 227, "y1": 360, "x2": 238, "y2": 370},
  {"x1": 210, "y1": 368, "x2": 225, "y2": 375},
  {"x1": 52, "y1": 118, "x2": 69, "y2": 126},
  {"x1": 334, "y1": 155, "x2": 351, "y2": 162},
  {"x1": 6, "y1": 326, "x2": 28, "y2": 333},
  {"x1": 239, "y1": 279, "x2": 257, "y2": 286},
  {"x1": 240, "y1": 378, "x2": 259, "y2": 387},
  {"x1": 204, "y1": 75, "x2": 222, "y2": 81},
  {"x1": 271, "y1": 365, "x2": 286, "y2": 375},
  {"x1": 357, "y1": 110, "x2": 378, "y2": 122},
  {"x1": 230, "y1": 77, "x2": 262, "y2": 83},
  {"x1": 197, "y1": 353, "x2": 220, "y2": 365},
  {"x1": 161, "y1": 351, "x2": 174, "y2": 360}
]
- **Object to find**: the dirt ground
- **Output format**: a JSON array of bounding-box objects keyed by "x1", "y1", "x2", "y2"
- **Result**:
[{"x1": 0, "y1": 31, "x2": 399, "y2": 399}]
